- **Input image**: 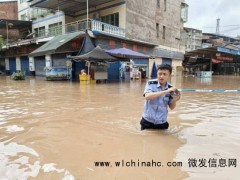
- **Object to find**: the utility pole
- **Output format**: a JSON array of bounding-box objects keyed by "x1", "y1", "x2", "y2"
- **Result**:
[
  {"x1": 87, "y1": 0, "x2": 89, "y2": 29},
  {"x1": 216, "y1": 18, "x2": 220, "y2": 34},
  {"x1": 0, "y1": 11, "x2": 8, "y2": 48},
  {"x1": 6, "y1": 20, "x2": 8, "y2": 48},
  {"x1": 58, "y1": 0, "x2": 60, "y2": 35}
]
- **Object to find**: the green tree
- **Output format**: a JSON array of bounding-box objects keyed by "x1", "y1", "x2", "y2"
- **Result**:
[{"x1": 0, "y1": 35, "x2": 3, "y2": 49}]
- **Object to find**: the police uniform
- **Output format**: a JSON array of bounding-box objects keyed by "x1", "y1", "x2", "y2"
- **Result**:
[{"x1": 141, "y1": 79, "x2": 173, "y2": 130}]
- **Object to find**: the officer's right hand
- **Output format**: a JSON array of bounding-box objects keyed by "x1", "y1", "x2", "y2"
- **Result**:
[{"x1": 168, "y1": 87, "x2": 177, "y2": 93}]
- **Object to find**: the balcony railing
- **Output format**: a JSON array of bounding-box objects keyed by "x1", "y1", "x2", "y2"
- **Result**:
[
  {"x1": 1, "y1": 19, "x2": 125, "y2": 49},
  {"x1": 35, "y1": 19, "x2": 125, "y2": 38},
  {"x1": 29, "y1": 7, "x2": 55, "y2": 20}
]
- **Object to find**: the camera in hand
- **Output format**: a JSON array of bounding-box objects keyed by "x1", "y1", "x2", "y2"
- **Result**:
[{"x1": 170, "y1": 89, "x2": 180, "y2": 98}]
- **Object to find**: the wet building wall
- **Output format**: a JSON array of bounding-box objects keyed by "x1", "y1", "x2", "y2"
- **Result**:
[
  {"x1": 0, "y1": 0, "x2": 19, "y2": 41},
  {"x1": 94, "y1": 36, "x2": 153, "y2": 54},
  {"x1": 125, "y1": 0, "x2": 185, "y2": 50},
  {"x1": 72, "y1": 0, "x2": 126, "y2": 29}
]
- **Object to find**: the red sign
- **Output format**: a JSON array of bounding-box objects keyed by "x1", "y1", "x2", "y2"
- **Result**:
[
  {"x1": 71, "y1": 39, "x2": 82, "y2": 50},
  {"x1": 133, "y1": 44, "x2": 138, "y2": 52},
  {"x1": 142, "y1": 46, "x2": 148, "y2": 53},
  {"x1": 212, "y1": 59, "x2": 222, "y2": 64},
  {"x1": 109, "y1": 40, "x2": 115, "y2": 48},
  {"x1": 216, "y1": 56, "x2": 233, "y2": 61}
]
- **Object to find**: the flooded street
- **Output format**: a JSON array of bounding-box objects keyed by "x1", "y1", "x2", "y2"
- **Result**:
[{"x1": 0, "y1": 75, "x2": 240, "y2": 180}]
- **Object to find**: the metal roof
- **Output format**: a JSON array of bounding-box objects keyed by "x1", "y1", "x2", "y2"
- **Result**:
[
  {"x1": 0, "y1": 0, "x2": 17, "y2": 2},
  {"x1": 29, "y1": 31, "x2": 85, "y2": 57},
  {"x1": 70, "y1": 45, "x2": 117, "y2": 61},
  {"x1": 0, "y1": 19, "x2": 32, "y2": 29},
  {"x1": 28, "y1": 0, "x2": 116, "y2": 16},
  {"x1": 185, "y1": 46, "x2": 240, "y2": 58}
]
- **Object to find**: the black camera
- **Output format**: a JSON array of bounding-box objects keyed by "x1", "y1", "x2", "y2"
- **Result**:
[{"x1": 170, "y1": 89, "x2": 180, "y2": 98}]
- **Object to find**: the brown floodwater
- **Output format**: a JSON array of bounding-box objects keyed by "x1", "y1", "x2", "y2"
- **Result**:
[{"x1": 0, "y1": 75, "x2": 240, "y2": 180}]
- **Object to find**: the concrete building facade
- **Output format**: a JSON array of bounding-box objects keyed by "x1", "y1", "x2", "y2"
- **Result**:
[
  {"x1": 182, "y1": 27, "x2": 202, "y2": 52},
  {"x1": 202, "y1": 33, "x2": 240, "y2": 48},
  {"x1": 0, "y1": 0, "x2": 18, "y2": 19},
  {"x1": 0, "y1": 0, "x2": 188, "y2": 79},
  {"x1": 0, "y1": 0, "x2": 19, "y2": 41},
  {"x1": 126, "y1": 0, "x2": 185, "y2": 50}
]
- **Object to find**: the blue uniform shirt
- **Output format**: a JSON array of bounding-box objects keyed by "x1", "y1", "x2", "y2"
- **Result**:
[{"x1": 142, "y1": 79, "x2": 173, "y2": 124}]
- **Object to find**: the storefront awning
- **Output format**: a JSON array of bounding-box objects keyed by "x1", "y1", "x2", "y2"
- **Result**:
[
  {"x1": 70, "y1": 45, "x2": 117, "y2": 62},
  {"x1": 29, "y1": 31, "x2": 85, "y2": 57},
  {"x1": 0, "y1": 19, "x2": 32, "y2": 29},
  {"x1": 106, "y1": 48, "x2": 150, "y2": 59},
  {"x1": 185, "y1": 46, "x2": 240, "y2": 58}
]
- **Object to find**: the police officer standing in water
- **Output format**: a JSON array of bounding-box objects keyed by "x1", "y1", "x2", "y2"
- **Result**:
[{"x1": 140, "y1": 64, "x2": 181, "y2": 130}]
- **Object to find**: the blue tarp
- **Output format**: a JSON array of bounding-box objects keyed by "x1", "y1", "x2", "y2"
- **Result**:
[{"x1": 151, "y1": 61, "x2": 157, "y2": 78}]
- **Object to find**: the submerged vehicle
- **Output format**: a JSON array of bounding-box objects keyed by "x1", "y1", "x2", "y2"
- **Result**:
[{"x1": 45, "y1": 67, "x2": 71, "y2": 81}]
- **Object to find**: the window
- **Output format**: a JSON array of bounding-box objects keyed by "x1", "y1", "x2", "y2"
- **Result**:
[
  {"x1": 34, "y1": 26, "x2": 45, "y2": 37},
  {"x1": 20, "y1": 0, "x2": 26, "y2": 4},
  {"x1": 20, "y1": 14, "x2": 26, "y2": 20},
  {"x1": 156, "y1": 23, "x2": 159, "y2": 38},
  {"x1": 181, "y1": 3, "x2": 188, "y2": 22},
  {"x1": 157, "y1": 0, "x2": 160, "y2": 8},
  {"x1": 49, "y1": 22, "x2": 62, "y2": 36},
  {"x1": 163, "y1": 26, "x2": 166, "y2": 39},
  {"x1": 164, "y1": 0, "x2": 167, "y2": 11},
  {"x1": 101, "y1": 13, "x2": 119, "y2": 27}
]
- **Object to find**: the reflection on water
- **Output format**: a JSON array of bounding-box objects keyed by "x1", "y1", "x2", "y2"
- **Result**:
[
  {"x1": 199, "y1": 77, "x2": 212, "y2": 85},
  {"x1": 0, "y1": 75, "x2": 240, "y2": 179},
  {"x1": 176, "y1": 93, "x2": 240, "y2": 179}
]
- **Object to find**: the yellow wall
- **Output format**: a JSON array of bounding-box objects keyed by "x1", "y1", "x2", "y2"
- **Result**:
[{"x1": 172, "y1": 59, "x2": 183, "y2": 76}]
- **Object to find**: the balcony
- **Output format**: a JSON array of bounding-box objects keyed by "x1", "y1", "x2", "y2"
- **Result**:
[
  {"x1": 27, "y1": 0, "x2": 116, "y2": 17},
  {"x1": 1, "y1": 19, "x2": 125, "y2": 49},
  {"x1": 35, "y1": 19, "x2": 125, "y2": 38},
  {"x1": 29, "y1": 7, "x2": 55, "y2": 20}
]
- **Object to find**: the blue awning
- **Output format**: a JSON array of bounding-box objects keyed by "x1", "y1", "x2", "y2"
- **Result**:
[{"x1": 106, "y1": 48, "x2": 150, "y2": 59}]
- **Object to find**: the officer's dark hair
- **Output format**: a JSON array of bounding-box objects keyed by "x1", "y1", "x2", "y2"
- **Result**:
[{"x1": 157, "y1": 64, "x2": 172, "y2": 74}]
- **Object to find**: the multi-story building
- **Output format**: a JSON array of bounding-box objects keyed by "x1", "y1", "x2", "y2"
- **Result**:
[
  {"x1": 184, "y1": 32, "x2": 240, "y2": 75},
  {"x1": 182, "y1": 27, "x2": 202, "y2": 52},
  {"x1": 202, "y1": 33, "x2": 240, "y2": 48},
  {"x1": 1, "y1": 0, "x2": 188, "y2": 79},
  {"x1": 0, "y1": 0, "x2": 19, "y2": 43},
  {"x1": 0, "y1": 0, "x2": 18, "y2": 20},
  {"x1": 0, "y1": 0, "x2": 19, "y2": 74}
]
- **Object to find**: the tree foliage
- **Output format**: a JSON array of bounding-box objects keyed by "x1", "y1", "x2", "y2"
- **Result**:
[{"x1": 0, "y1": 35, "x2": 3, "y2": 49}]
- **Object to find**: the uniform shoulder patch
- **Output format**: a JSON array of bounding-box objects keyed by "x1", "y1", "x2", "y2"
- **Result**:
[
  {"x1": 148, "y1": 80, "x2": 158, "y2": 85},
  {"x1": 168, "y1": 84, "x2": 173, "y2": 88}
]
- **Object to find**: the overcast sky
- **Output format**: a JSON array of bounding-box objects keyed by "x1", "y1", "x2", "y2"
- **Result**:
[{"x1": 185, "y1": 0, "x2": 240, "y2": 37}]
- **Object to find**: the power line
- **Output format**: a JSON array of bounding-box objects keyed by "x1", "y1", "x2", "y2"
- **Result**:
[
  {"x1": 221, "y1": 27, "x2": 240, "y2": 33},
  {"x1": 203, "y1": 25, "x2": 240, "y2": 29}
]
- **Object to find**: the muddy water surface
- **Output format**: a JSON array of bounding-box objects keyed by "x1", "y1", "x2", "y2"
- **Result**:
[{"x1": 0, "y1": 75, "x2": 239, "y2": 180}]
